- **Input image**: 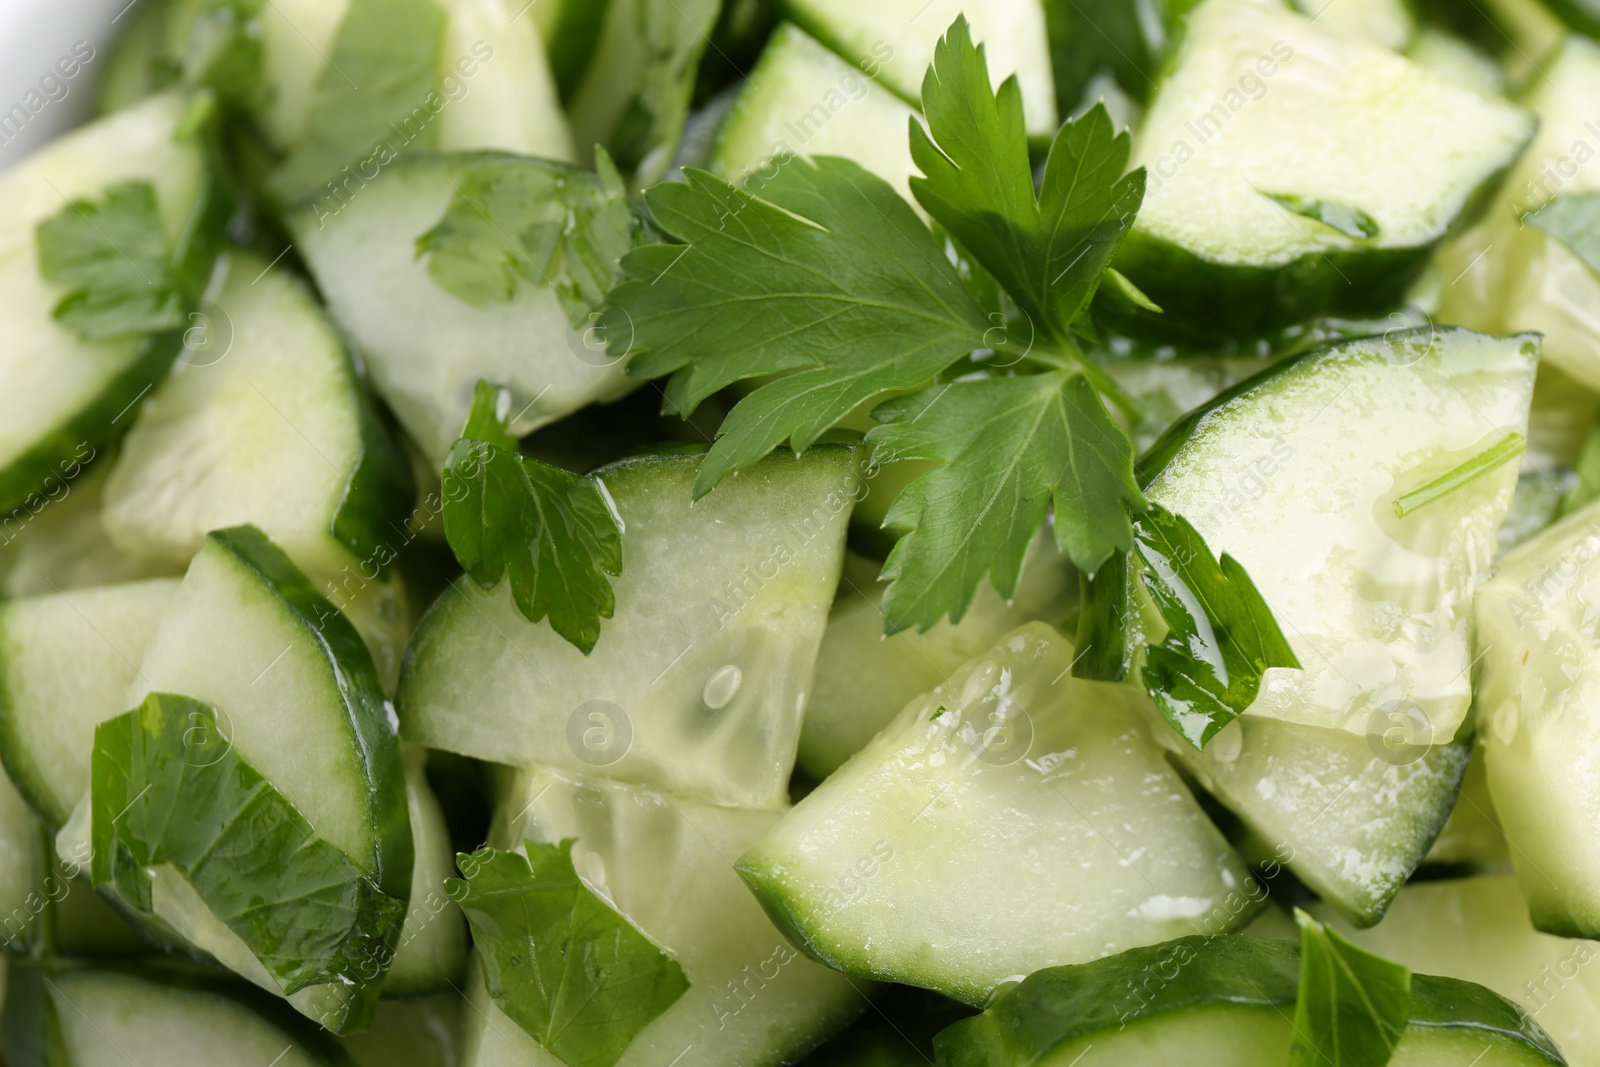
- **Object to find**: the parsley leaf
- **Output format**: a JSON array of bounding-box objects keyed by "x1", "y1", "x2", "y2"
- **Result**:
[
  {"x1": 90, "y1": 693, "x2": 406, "y2": 1031},
  {"x1": 605, "y1": 159, "x2": 991, "y2": 497},
  {"x1": 1526, "y1": 190, "x2": 1600, "y2": 273},
  {"x1": 1124, "y1": 504, "x2": 1300, "y2": 748},
  {"x1": 868, "y1": 373, "x2": 1142, "y2": 632},
  {"x1": 416, "y1": 151, "x2": 640, "y2": 321},
  {"x1": 36, "y1": 180, "x2": 186, "y2": 341},
  {"x1": 909, "y1": 19, "x2": 1145, "y2": 346},
  {"x1": 1263, "y1": 193, "x2": 1380, "y2": 241},
  {"x1": 1290, "y1": 909, "x2": 1412, "y2": 1067},
  {"x1": 442, "y1": 382, "x2": 623, "y2": 654},
  {"x1": 269, "y1": 0, "x2": 445, "y2": 203},
  {"x1": 448, "y1": 841, "x2": 689, "y2": 1067}
]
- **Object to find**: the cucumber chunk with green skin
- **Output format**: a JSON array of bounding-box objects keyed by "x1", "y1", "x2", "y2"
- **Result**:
[
  {"x1": 0, "y1": 578, "x2": 180, "y2": 829},
  {"x1": 400, "y1": 447, "x2": 854, "y2": 809},
  {"x1": 0, "y1": 92, "x2": 223, "y2": 516},
  {"x1": 72, "y1": 527, "x2": 410, "y2": 1033},
  {"x1": 797, "y1": 535, "x2": 1075, "y2": 780},
  {"x1": 1476, "y1": 499, "x2": 1600, "y2": 940},
  {"x1": 461, "y1": 765, "x2": 863, "y2": 1067},
  {"x1": 1156, "y1": 714, "x2": 1472, "y2": 925},
  {"x1": 1406, "y1": 28, "x2": 1506, "y2": 95},
  {"x1": 934, "y1": 935, "x2": 1566, "y2": 1067},
  {"x1": 1310, "y1": 875, "x2": 1600, "y2": 1063},
  {"x1": 1439, "y1": 37, "x2": 1600, "y2": 394},
  {"x1": 1422, "y1": 744, "x2": 1510, "y2": 868},
  {"x1": 781, "y1": 0, "x2": 1057, "y2": 140},
  {"x1": 1, "y1": 960, "x2": 359, "y2": 1067},
  {"x1": 1120, "y1": 0, "x2": 1532, "y2": 336},
  {"x1": 290, "y1": 153, "x2": 636, "y2": 465},
  {"x1": 0, "y1": 770, "x2": 41, "y2": 951},
  {"x1": 739, "y1": 623, "x2": 1259, "y2": 1007},
  {"x1": 340, "y1": 993, "x2": 462, "y2": 1067},
  {"x1": 710, "y1": 23, "x2": 919, "y2": 201},
  {"x1": 103, "y1": 250, "x2": 414, "y2": 587},
  {"x1": 1118, "y1": 327, "x2": 1536, "y2": 744},
  {"x1": 1292, "y1": 0, "x2": 1417, "y2": 49},
  {"x1": 381, "y1": 747, "x2": 469, "y2": 996}
]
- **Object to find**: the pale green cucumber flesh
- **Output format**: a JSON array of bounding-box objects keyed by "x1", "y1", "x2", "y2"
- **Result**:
[
  {"x1": 381, "y1": 749, "x2": 468, "y2": 996},
  {"x1": 399, "y1": 447, "x2": 854, "y2": 809},
  {"x1": 290, "y1": 152, "x2": 635, "y2": 465},
  {"x1": 741, "y1": 624, "x2": 1258, "y2": 1007},
  {"x1": 0, "y1": 578, "x2": 180, "y2": 828}
]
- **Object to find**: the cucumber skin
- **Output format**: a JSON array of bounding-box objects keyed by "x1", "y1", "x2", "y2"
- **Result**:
[
  {"x1": 0, "y1": 106, "x2": 231, "y2": 517},
  {"x1": 206, "y1": 526, "x2": 413, "y2": 908},
  {"x1": 935, "y1": 936, "x2": 1565, "y2": 1066},
  {"x1": 1113, "y1": 153, "x2": 1526, "y2": 339},
  {"x1": 327, "y1": 373, "x2": 416, "y2": 580}
]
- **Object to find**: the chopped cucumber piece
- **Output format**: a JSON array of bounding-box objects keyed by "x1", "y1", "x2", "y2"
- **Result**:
[
  {"x1": 432, "y1": 0, "x2": 575, "y2": 160},
  {"x1": 290, "y1": 153, "x2": 636, "y2": 464},
  {"x1": 1406, "y1": 27, "x2": 1506, "y2": 94},
  {"x1": 711, "y1": 23, "x2": 919, "y2": 200},
  {"x1": 382, "y1": 748, "x2": 468, "y2": 996},
  {"x1": 1412, "y1": 0, "x2": 1564, "y2": 79},
  {"x1": 340, "y1": 994, "x2": 462, "y2": 1067},
  {"x1": 1439, "y1": 37, "x2": 1600, "y2": 393},
  {"x1": 934, "y1": 935, "x2": 1566, "y2": 1066},
  {"x1": 1122, "y1": 0, "x2": 1532, "y2": 334},
  {"x1": 0, "y1": 458, "x2": 182, "y2": 598},
  {"x1": 1423, "y1": 744, "x2": 1509, "y2": 868},
  {"x1": 1292, "y1": 0, "x2": 1417, "y2": 48},
  {"x1": 0, "y1": 92, "x2": 221, "y2": 515},
  {"x1": 1312, "y1": 875, "x2": 1600, "y2": 1063},
  {"x1": 400, "y1": 447, "x2": 853, "y2": 809},
  {"x1": 797, "y1": 535, "x2": 1075, "y2": 780},
  {"x1": 0, "y1": 578, "x2": 180, "y2": 828},
  {"x1": 80, "y1": 527, "x2": 411, "y2": 1032},
  {"x1": 739, "y1": 623, "x2": 1258, "y2": 1007},
  {"x1": 1126, "y1": 327, "x2": 1536, "y2": 744},
  {"x1": 1158, "y1": 714, "x2": 1472, "y2": 925},
  {"x1": 783, "y1": 0, "x2": 1057, "y2": 139},
  {"x1": 0, "y1": 771, "x2": 41, "y2": 951},
  {"x1": 0, "y1": 961, "x2": 357, "y2": 1067},
  {"x1": 462, "y1": 765, "x2": 863, "y2": 1067},
  {"x1": 103, "y1": 249, "x2": 413, "y2": 584},
  {"x1": 1477, "y1": 499, "x2": 1600, "y2": 938}
]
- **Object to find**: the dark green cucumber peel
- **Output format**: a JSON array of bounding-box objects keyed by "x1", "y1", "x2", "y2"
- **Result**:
[
  {"x1": 327, "y1": 358, "x2": 417, "y2": 578},
  {"x1": 934, "y1": 936, "x2": 1565, "y2": 1066}
]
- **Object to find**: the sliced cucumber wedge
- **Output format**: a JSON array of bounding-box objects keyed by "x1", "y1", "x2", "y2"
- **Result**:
[
  {"x1": 711, "y1": 23, "x2": 919, "y2": 200},
  {"x1": 797, "y1": 535, "x2": 1074, "y2": 780},
  {"x1": 71, "y1": 526, "x2": 410, "y2": 1033},
  {"x1": 1121, "y1": 327, "x2": 1536, "y2": 744},
  {"x1": 1, "y1": 961, "x2": 357, "y2": 1067},
  {"x1": 0, "y1": 92, "x2": 221, "y2": 515},
  {"x1": 101, "y1": 249, "x2": 413, "y2": 584},
  {"x1": 1477, "y1": 499, "x2": 1600, "y2": 939},
  {"x1": 340, "y1": 994, "x2": 462, "y2": 1067},
  {"x1": 782, "y1": 0, "x2": 1057, "y2": 139},
  {"x1": 1438, "y1": 36, "x2": 1600, "y2": 393},
  {"x1": 461, "y1": 765, "x2": 863, "y2": 1067},
  {"x1": 739, "y1": 623, "x2": 1258, "y2": 1007},
  {"x1": 382, "y1": 747, "x2": 468, "y2": 996},
  {"x1": 399, "y1": 446, "x2": 853, "y2": 809},
  {"x1": 1310, "y1": 875, "x2": 1600, "y2": 1064},
  {"x1": 0, "y1": 771, "x2": 41, "y2": 951},
  {"x1": 1423, "y1": 743, "x2": 1509, "y2": 868},
  {"x1": 290, "y1": 152, "x2": 637, "y2": 464},
  {"x1": 432, "y1": 0, "x2": 575, "y2": 160},
  {"x1": 1292, "y1": 0, "x2": 1417, "y2": 48},
  {"x1": 1121, "y1": 0, "x2": 1532, "y2": 334},
  {"x1": 934, "y1": 935, "x2": 1566, "y2": 1066},
  {"x1": 0, "y1": 578, "x2": 180, "y2": 828},
  {"x1": 1159, "y1": 714, "x2": 1472, "y2": 925}
]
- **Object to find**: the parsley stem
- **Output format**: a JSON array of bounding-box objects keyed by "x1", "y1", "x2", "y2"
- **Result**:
[{"x1": 1392, "y1": 433, "x2": 1525, "y2": 518}]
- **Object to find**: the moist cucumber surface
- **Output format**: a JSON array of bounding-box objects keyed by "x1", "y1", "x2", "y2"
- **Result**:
[
  {"x1": 739, "y1": 623, "x2": 1258, "y2": 1006},
  {"x1": 399, "y1": 446, "x2": 853, "y2": 809}
]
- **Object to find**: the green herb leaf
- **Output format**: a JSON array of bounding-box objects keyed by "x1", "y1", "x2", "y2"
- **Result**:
[
  {"x1": 183, "y1": 0, "x2": 267, "y2": 108},
  {"x1": 1291, "y1": 909, "x2": 1412, "y2": 1067},
  {"x1": 417, "y1": 151, "x2": 640, "y2": 320},
  {"x1": 442, "y1": 382, "x2": 623, "y2": 654},
  {"x1": 90, "y1": 693, "x2": 406, "y2": 1001},
  {"x1": 605, "y1": 159, "x2": 991, "y2": 498},
  {"x1": 1526, "y1": 190, "x2": 1600, "y2": 273},
  {"x1": 910, "y1": 19, "x2": 1146, "y2": 345},
  {"x1": 448, "y1": 841, "x2": 689, "y2": 1067},
  {"x1": 1392, "y1": 433, "x2": 1525, "y2": 518},
  {"x1": 36, "y1": 180, "x2": 186, "y2": 341},
  {"x1": 1131, "y1": 504, "x2": 1301, "y2": 748},
  {"x1": 269, "y1": 0, "x2": 445, "y2": 203},
  {"x1": 1264, "y1": 192, "x2": 1381, "y2": 241},
  {"x1": 868, "y1": 373, "x2": 1143, "y2": 632}
]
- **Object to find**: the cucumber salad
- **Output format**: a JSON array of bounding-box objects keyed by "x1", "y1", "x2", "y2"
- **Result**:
[{"x1": 7, "y1": 0, "x2": 1600, "y2": 1064}]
